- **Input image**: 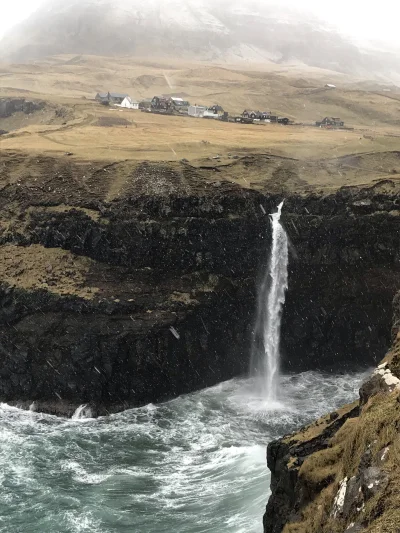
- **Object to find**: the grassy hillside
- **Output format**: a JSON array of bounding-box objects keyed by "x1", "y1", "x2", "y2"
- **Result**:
[{"x1": 1, "y1": 55, "x2": 400, "y2": 166}]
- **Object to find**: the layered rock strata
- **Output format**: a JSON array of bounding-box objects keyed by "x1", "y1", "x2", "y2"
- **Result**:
[{"x1": 0, "y1": 154, "x2": 399, "y2": 415}]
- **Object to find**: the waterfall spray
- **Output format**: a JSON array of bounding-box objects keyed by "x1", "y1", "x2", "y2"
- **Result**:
[
  {"x1": 250, "y1": 201, "x2": 289, "y2": 401},
  {"x1": 71, "y1": 404, "x2": 93, "y2": 420}
]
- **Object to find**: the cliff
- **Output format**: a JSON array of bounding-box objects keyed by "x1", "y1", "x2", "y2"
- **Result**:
[
  {"x1": 264, "y1": 293, "x2": 400, "y2": 533},
  {"x1": 0, "y1": 153, "x2": 399, "y2": 415}
]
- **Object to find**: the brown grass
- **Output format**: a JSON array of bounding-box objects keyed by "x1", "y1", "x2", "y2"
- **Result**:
[
  {"x1": 1, "y1": 55, "x2": 400, "y2": 165},
  {"x1": 4, "y1": 102, "x2": 398, "y2": 163},
  {"x1": 285, "y1": 402, "x2": 359, "y2": 446},
  {"x1": 299, "y1": 445, "x2": 343, "y2": 486},
  {"x1": 0, "y1": 244, "x2": 98, "y2": 299},
  {"x1": 1, "y1": 55, "x2": 400, "y2": 123},
  {"x1": 282, "y1": 383, "x2": 400, "y2": 533}
]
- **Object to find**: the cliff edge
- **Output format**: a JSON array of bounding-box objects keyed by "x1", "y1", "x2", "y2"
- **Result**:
[
  {"x1": 0, "y1": 152, "x2": 399, "y2": 416},
  {"x1": 264, "y1": 291, "x2": 400, "y2": 533}
]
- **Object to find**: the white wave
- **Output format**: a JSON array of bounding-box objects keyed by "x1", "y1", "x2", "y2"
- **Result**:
[
  {"x1": 71, "y1": 404, "x2": 94, "y2": 420},
  {"x1": 61, "y1": 461, "x2": 111, "y2": 485},
  {"x1": 62, "y1": 511, "x2": 102, "y2": 533},
  {"x1": 0, "y1": 369, "x2": 368, "y2": 533}
]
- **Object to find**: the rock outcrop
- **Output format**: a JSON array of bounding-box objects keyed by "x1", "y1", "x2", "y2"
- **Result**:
[
  {"x1": 0, "y1": 153, "x2": 399, "y2": 415},
  {"x1": 0, "y1": 98, "x2": 45, "y2": 118},
  {"x1": 264, "y1": 295, "x2": 400, "y2": 533}
]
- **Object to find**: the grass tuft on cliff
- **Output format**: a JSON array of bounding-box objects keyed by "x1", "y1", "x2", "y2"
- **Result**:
[{"x1": 282, "y1": 337, "x2": 400, "y2": 533}]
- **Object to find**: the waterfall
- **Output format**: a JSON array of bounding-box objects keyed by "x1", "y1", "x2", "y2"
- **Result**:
[
  {"x1": 250, "y1": 201, "x2": 289, "y2": 401},
  {"x1": 71, "y1": 404, "x2": 93, "y2": 420}
]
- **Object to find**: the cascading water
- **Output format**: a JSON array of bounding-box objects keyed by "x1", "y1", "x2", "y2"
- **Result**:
[
  {"x1": 0, "y1": 204, "x2": 369, "y2": 533},
  {"x1": 0, "y1": 196, "x2": 368, "y2": 533},
  {"x1": 71, "y1": 404, "x2": 93, "y2": 420},
  {"x1": 250, "y1": 201, "x2": 289, "y2": 401}
]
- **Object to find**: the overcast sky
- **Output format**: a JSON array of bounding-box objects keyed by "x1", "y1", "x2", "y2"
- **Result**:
[{"x1": 0, "y1": 0, "x2": 399, "y2": 46}]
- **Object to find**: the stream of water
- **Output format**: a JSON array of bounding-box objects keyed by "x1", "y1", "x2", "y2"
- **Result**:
[
  {"x1": 0, "y1": 370, "x2": 367, "y2": 533},
  {"x1": 250, "y1": 201, "x2": 289, "y2": 401}
]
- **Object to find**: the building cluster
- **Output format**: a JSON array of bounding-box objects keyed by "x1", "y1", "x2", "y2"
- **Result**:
[
  {"x1": 95, "y1": 92, "x2": 139, "y2": 109},
  {"x1": 316, "y1": 117, "x2": 345, "y2": 128},
  {"x1": 95, "y1": 91, "x2": 345, "y2": 128},
  {"x1": 95, "y1": 91, "x2": 229, "y2": 120}
]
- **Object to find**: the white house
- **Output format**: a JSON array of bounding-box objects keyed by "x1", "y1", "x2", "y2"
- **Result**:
[
  {"x1": 203, "y1": 109, "x2": 220, "y2": 119},
  {"x1": 188, "y1": 105, "x2": 207, "y2": 118},
  {"x1": 188, "y1": 105, "x2": 220, "y2": 119},
  {"x1": 118, "y1": 97, "x2": 139, "y2": 110}
]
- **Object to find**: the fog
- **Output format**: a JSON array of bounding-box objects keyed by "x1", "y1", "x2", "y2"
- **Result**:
[{"x1": 1, "y1": 0, "x2": 400, "y2": 47}]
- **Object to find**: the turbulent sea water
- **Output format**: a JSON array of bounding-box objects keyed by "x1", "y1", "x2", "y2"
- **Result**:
[{"x1": 0, "y1": 370, "x2": 368, "y2": 533}]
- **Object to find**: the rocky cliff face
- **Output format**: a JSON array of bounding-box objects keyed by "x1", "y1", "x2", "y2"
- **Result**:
[
  {"x1": 0, "y1": 154, "x2": 399, "y2": 415},
  {"x1": 264, "y1": 293, "x2": 400, "y2": 533}
]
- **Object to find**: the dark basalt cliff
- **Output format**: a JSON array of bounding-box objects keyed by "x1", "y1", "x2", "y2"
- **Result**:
[
  {"x1": 263, "y1": 295, "x2": 400, "y2": 533},
  {"x1": 0, "y1": 154, "x2": 399, "y2": 415}
]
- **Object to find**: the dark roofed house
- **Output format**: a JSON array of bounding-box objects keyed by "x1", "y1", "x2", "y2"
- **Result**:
[
  {"x1": 170, "y1": 97, "x2": 190, "y2": 107},
  {"x1": 95, "y1": 92, "x2": 109, "y2": 103},
  {"x1": 316, "y1": 116, "x2": 344, "y2": 127},
  {"x1": 242, "y1": 109, "x2": 265, "y2": 119},
  {"x1": 139, "y1": 99, "x2": 152, "y2": 110},
  {"x1": 95, "y1": 92, "x2": 129, "y2": 105},
  {"x1": 109, "y1": 92, "x2": 129, "y2": 104},
  {"x1": 209, "y1": 104, "x2": 224, "y2": 116}
]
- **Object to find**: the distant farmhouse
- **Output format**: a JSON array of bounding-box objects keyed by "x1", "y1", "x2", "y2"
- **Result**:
[
  {"x1": 95, "y1": 92, "x2": 129, "y2": 105},
  {"x1": 139, "y1": 99, "x2": 152, "y2": 110},
  {"x1": 238, "y1": 109, "x2": 289, "y2": 124},
  {"x1": 188, "y1": 105, "x2": 221, "y2": 119},
  {"x1": 151, "y1": 96, "x2": 172, "y2": 111},
  {"x1": 188, "y1": 105, "x2": 208, "y2": 118},
  {"x1": 209, "y1": 105, "x2": 224, "y2": 117},
  {"x1": 316, "y1": 117, "x2": 344, "y2": 127},
  {"x1": 150, "y1": 96, "x2": 191, "y2": 113},
  {"x1": 242, "y1": 110, "x2": 273, "y2": 120},
  {"x1": 118, "y1": 96, "x2": 139, "y2": 110},
  {"x1": 170, "y1": 97, "x2": 190, "y2": 108}
]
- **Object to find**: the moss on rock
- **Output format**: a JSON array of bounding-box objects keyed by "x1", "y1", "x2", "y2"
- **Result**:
[{"x1": 264, "y1": 325, "x2": 400, "y2": 533}]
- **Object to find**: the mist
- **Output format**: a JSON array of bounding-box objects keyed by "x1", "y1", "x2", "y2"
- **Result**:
[
  {"x1": 0, "y1": 0, "x2": 399, "y2": 82},
  {"x1": 1, "y1": 0, "x2": 400, "y2": 48}
]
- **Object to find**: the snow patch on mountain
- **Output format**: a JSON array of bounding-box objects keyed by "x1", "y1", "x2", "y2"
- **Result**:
[
  {"x1": 97, "y1": 0, "x2": 229, "y2": 33},
  {"x1": 1, "y1": 0, "x2": 399, "y2": 78}
]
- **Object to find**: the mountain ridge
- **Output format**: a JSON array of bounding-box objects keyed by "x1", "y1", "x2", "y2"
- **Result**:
[{"x1": 1, "y1": 0, "x2": 400, "y2": 78}]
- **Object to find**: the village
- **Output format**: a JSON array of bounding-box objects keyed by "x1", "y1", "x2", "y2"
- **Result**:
[
  {"x1": 94, "y1": 90, "x2": 347, "y2": 130},
  {"x1": 3, "y1": 54, "x2": 397, "y2": 165}
]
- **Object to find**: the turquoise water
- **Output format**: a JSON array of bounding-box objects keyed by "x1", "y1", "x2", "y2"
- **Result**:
[{"x1": 0, "y1": 370, "x2": 366, "y2": 533}]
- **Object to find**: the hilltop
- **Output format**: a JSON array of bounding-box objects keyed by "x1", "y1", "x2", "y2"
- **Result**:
[{"x1": 1, "y1": 0, "x2": 400, "y2": 79}]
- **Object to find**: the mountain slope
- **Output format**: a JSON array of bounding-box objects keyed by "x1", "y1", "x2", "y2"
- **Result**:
[{"x1": 1, "y1": 0, "x2": 399, "y2": 76}]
